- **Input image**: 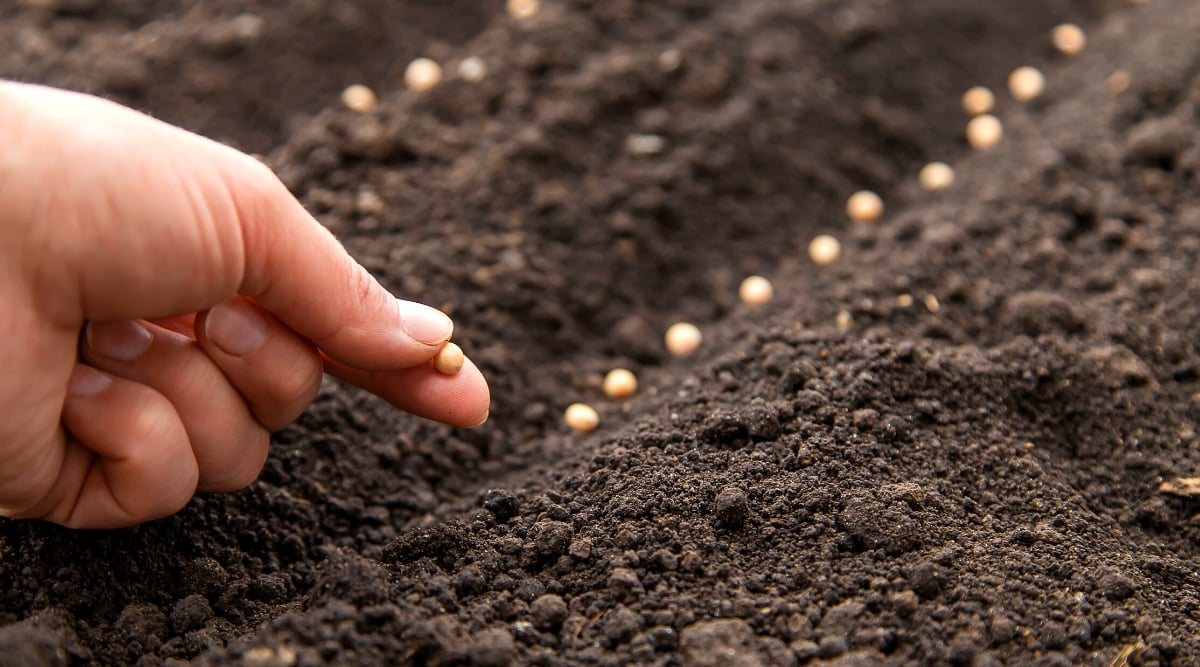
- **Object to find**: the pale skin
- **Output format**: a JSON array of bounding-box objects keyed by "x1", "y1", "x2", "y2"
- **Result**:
[{"x1": 0, "y1": 82, "x2": 491, "y2": 529}]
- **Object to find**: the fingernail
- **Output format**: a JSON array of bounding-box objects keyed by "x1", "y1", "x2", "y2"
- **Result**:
[
  {"x1": 68, "y1": 365, "x2": 112, "y2": 397},
  {"x1": 206, "y1": 299, "x2": 268, "y2": 357},
  {"x1": 469, "y1": 410, "x2": 489, "y2": 428},
  {"x1": 86, "y1": 320, "x2": 152, "y2": 362},
  {"x1": 397, "y1": 299, "x2": 453, "y2": 346}
]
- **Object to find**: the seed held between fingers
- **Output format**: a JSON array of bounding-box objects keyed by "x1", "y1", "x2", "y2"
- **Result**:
[{"x1": 434, "y1": 342, "x2": 465, "y2": 374}]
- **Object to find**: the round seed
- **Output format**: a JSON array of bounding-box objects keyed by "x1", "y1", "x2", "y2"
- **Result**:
[
  {"x1": 1008, "y1": 66, "x2": 1045, "y2": 102},
  {"x1": 918, "y1": 162, "x2": 955, "y2": 191},
  {"x1": 405, "y1": 57, "x2": 443, "y2": 92},
  {"x1": 341, "y1": 84, "x2": 377, "y2": 113},
  {"x1": 808, "y1": 234, "x2": 841, "y2": 265},
  {"x1": 962, "y1": 86, "x2": 995, "y2": 116},
  {"x1": 603, "y1": 369, "x2": 638, "y2": 399},
  {"x1": 846, "y1": 190, "x2": 884, "y2": 223},
  {"x1": 507, "y1": 0, "x2": 540, "y2": 20},
  {"x1": 564, "y1": 402, "x2": 599, "y2": 433},
  {"x1": 738, "y1": 275, "x2": 774, "y2": 306},
  {"x1": 434, "y1": 342, "x2": 465, "y2": 374},
  {"x1": 966, "y1": 114, "x2": 1003, "y2": 150},
  {"x1": 1107, "y1": 70, "x2": 1131, "y2": 95},
  {"x1": 896, "y1": 293, "x2": 914, "y2": 308},
  {"x1": 1051, "y1": 24, "x2": 1086, "y2": 56},
  {"x1": 664, "y1": 322, "x2": 702, "y2": 357},
  {"x1": 458, "y1": 56, "x2": 487, "y2": 82}
]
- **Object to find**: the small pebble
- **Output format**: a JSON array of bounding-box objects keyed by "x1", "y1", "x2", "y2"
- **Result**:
[
  {"x1": 340, "y1": 84, "x2": 377, "y2": 113},
  {"x1": 458, "y1": 56, "x2": 487, "y2": 82},
  {"x1": 738, "y1": 275, "x2": 774, "y2": 306},
  {"x1": 962, "y1": 86, "x2": 995, "y2": 116},
  {"x1": 1008, "y1": 66, "x2": 1045, "y2": 102},
  {"x1": 966, "y1": 114, "x2": 1003, "y2": 150},
  {"x1": 603, "y1": 369, "x2": 638, "y2": 399},
  {"x1": 404, "y1": 57, "x2": 443, "y2": 92},
  {"x1": 1051, "y1": 24, "x2": 1086, "y2": 56},
  {"x1": 918, "y1": 162, "x2": 955, "y2": 191},
  {"x1": 564, "y1": 403, "x2": 599, "y2": 432},
  {"x1": 846, "y1": 190, "x2": 884, "y2": 223},
  {"x1": 434, "y1": 342, "x2": 465, "y2": 374},
  {"x1": 808, "y1": 234, "x2": 841, "y2": 265},
  {"x1": 665, "y1": 322, "x2": 702, "y2": 357}
]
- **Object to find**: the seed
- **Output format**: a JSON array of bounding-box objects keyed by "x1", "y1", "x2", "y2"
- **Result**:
[
  {"x1": 923, "y1": 294, "x2": 941, "y2": 313},
  {"x1": 664, "y1": 322, "x2": 702, "y2": 357},
  {"x1": 808, "y1": 234, "x2": 841, "y2": 265},
  {"x1": 564, "y1": 402, "x2": 599, "y2": 433},
  {"x1": 625, "y1": 134, "x2": 666, "y2": 156},
  {"x1": 738, "y1": 275, "x2": 774, "y2": 306},
  {"x1": 961, "y1": 86, "x2": 995, "y2": 116},
  {"x1": 341, "y1": 84, "x2": 377, "y2": 113},
  {"x1": 835, "y1": 310, "x2": 853, "y2": 332},
  {"x1": 1051, "y1": 24, "x2": 1086, "y2": 56},
  {"x1": 603, "y1": 369, "x2": 638, "y2": 399},
  {"x1": 507, "y1": 0, "x2": 540, "y2": 20},
  {"x1": 404, "y1": 57, "x2": 443, "y2": 92},
  {"x1": 897, "y1": 293, "x2": 914, "y2": 307},
  {"x1": 846, "y1": 190, "x2": 883, "y2": 223},
  {"x1": 657, "y1": 48, "x2": 682, "y2": 73},
  {"x1": 918, "y1": 162, "x2": 955, "y2": 191},
  {"x1": 1107, "y1": 70, "x2": 1131, "y2": 95},
  {"x1": 966, "y1": 114, "x2": 1003, "y2": 150},
  {"x1": 1008, "y1": 66, "x2": 1045, "y2": 102},
  {"x1": 458, "y1": 56, "x2": 487, "y2": 82},
  {"x1": 434, "y1": 342, "x2": 465, "y2": 374}
]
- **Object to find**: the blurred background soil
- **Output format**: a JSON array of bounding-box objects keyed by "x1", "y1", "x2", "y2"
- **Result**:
[{"x1": 2, "y1": 0, "x2": 1199, "y2": 665}]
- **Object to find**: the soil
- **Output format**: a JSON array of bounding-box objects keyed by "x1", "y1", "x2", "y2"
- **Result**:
[{"x1": 2, "y1": 0, "x2": 1199, "y2": 665}]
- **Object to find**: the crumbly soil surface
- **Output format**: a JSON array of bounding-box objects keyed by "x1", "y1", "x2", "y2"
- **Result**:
[{"x1": 3, "y1": 0, "x2": 1200, "y2": 665}]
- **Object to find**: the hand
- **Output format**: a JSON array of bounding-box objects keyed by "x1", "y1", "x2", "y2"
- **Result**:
[{"x1": 0, "y1": 82, "x2": 490, "y2": 529}]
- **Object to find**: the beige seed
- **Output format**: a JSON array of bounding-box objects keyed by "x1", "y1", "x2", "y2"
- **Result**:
[
  {"x1": 1107, "y1": 70, "x2": 1131, "y2": 95},
  {"x1": 564, "y1": 402, "x2": 599, "y2": 433},
  {"x1": 507, "y1": 0, "x2": 540, "y2": 20},
  {"x1": 846, "y1": 190, "x2": 884, "y2": 223},
  {"x1": 603, "y1": 369, "x2": 638, "y2": 399},
  {"x1": 1051, "y1": 24, "x2": 1086, "y2": 56},
  {"x1": 738, "y1": 275, "x2": 774, "y2": 306},
  {"x1": 341, "y1": 84, "x2": 377, "y2": 113},
  {"x1": 897, "y1": 293, "x2": 914, "y2": 308},
  {"x1": 966, "y1": 114, "x2": 1003, "y2": 150},
  {"x1": 808, "y1": 234, "x2": 841, "y2": 265},
  {"x1": 664, "y1": 322, "x2": 702, "y2": 357},
  {"x1": 405, "y1": 57, "x2": 443, "y2": 92},
  {"x1": 458, "y1": 56, "x2": 487, "y2": 82},
  {"x1": 835, "y1": 310, "x2": 853, "y2": 332},
  {"x1": 434, "y1": 342, "x2": 465, "y2": 374},
  {"x1": 657, "y1": 48, "x2": 682, "y2": 73},
  {"x1": 918, "y1": 162, "x2": 955, "y2": 191},
  {"x1": 923, "y1": 294, "x2": 941, "y2": 313},
  {"x1": 962, "y1": 86, "x2": 995, "y2": 116},
  {"x1": 1008, "y1": 66, "x2": 1045, "y2": 102}
]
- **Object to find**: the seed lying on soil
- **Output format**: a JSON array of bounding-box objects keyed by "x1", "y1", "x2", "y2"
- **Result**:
[
  {"x1": 897, "y1": 293, "x2": 914, "y2": 308},
  {"x1": 738, "y1": 275, "x2": 774, "y2": 306},
  {"x1": 507, "y1": 0, "x2": 540, "y2": 20},
  {"x1": 808, "y1": 234, "x2": 841, "y2": 265},
  {"x1": 564, "y1": 402, "x2": 599, "y2": 432},
  {"x1": 918, "y1": 162, "x2": 955, "y2": 191},
  {"x1": 1008, "y1": 66, "x2": 1045, "y2": 102},
  {"x1": 966, "y1": 114, "x2": 1003, "y2": 150},
  {"x1": 458, "y1": 56, "x2": 487, "y2": 82},
  {"x1": 961, "y1": 86, "x2": 995, "y2": 116},
  {"x1": 404, "y1": 57, "x2": 443, "y2": 92},
  {"x1": 434, "y1": 342, "x2": 465, "y2": 374},
  {"x1": 835, "y1": 310, "x2": 853, "y2": 332},
  {"x1": 1107, "y1": 70, "x2": 1131, "y2": 95},
  {"x1": 664, "y1": 322, "x2": 702, "y2": 357},
  {"x1": 924, "y1": 294, "x2": 941, "y2": 313},
  {"x1": 658, "y1": 48, "x2": 682, "y2": 73},
  {"x1": 1051, "y1": 23, "x2": 1087, "y2": 55},
  {"x1": 603, "y1": 369, "x2": 638, "y2": 399},
  {"x1": 846, "y1": 190, "x2": 883, "y2": 223},
  {"x1": 625, "y1": 134, "x2": 666, "y2": 155},
  {"x1": 340, "y1": 84, "x2": 377, "y2": 113}
]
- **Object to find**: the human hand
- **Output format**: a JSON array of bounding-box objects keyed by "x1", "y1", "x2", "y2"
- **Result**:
[{"x1": 0, "y1": 82, "x2": 490, "y2": 529}]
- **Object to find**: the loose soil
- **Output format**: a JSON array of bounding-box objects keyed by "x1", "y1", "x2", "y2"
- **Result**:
[{"x1": 3, "y1": 0, "x2": 1199, "y2": 665}]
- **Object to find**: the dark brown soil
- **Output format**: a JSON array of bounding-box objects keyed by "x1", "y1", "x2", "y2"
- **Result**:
[{"x1": 3, "y1": 0, "x2": 1199, "y2": 665}]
